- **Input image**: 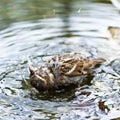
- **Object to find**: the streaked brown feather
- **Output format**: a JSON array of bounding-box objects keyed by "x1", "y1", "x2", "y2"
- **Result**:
[{"x1": 29, "y1": 53, "x2": 105, "y2": 91}]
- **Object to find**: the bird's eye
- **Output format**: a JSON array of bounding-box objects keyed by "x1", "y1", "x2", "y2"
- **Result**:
[{"x1": 30, "y1": 71, "x2": 35, "y2": 76}]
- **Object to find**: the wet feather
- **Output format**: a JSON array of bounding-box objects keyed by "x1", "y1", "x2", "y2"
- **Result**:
[{"x1": 29, "y1": 53, "x2": 105, "y2": 91}]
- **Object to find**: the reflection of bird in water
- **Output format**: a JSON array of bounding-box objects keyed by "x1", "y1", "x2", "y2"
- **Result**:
[
  {"x1": 29, "y1": 53, "x2": 105, "y2": 91},
  {"x1": 111, "y1": 0, "x2": 120, "y2": 10}
]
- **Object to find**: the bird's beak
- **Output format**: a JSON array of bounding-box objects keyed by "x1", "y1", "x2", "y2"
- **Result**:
[{"x1": 29, "y1": 65, "x2": 37, "y2": 75}]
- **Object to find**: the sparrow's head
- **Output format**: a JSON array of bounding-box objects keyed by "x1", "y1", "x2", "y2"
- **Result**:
[{"x1": 29, "y1": 65, "x2": 54, "y2": 91}]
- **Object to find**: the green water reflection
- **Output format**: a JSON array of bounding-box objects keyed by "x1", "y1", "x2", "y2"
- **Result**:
[{"x1": 0, "y1": 0, "x2": 109, "y2": 30}]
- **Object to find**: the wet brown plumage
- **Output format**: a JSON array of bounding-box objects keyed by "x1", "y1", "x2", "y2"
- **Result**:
[{"x1": 29, "y1": 54, "x2": 105, "y2": 91}]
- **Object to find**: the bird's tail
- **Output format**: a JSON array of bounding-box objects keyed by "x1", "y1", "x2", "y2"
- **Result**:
[{"x1": 92, "y1": 58, "x2": 105, "y2": 66}]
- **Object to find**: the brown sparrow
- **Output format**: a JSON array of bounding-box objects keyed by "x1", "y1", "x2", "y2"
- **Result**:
[{"x1": 29, "y1": 54, "x2": 105, "y2": 91}]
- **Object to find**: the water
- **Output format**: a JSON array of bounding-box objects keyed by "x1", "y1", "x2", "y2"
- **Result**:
[{"x1": 0, "y1": 0, "x2": 120, "y2": 119}]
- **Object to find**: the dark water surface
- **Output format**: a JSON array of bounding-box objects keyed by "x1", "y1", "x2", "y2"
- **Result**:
[{"x1": 0, "y1": 0, "x2": 120, "y2": 119}]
